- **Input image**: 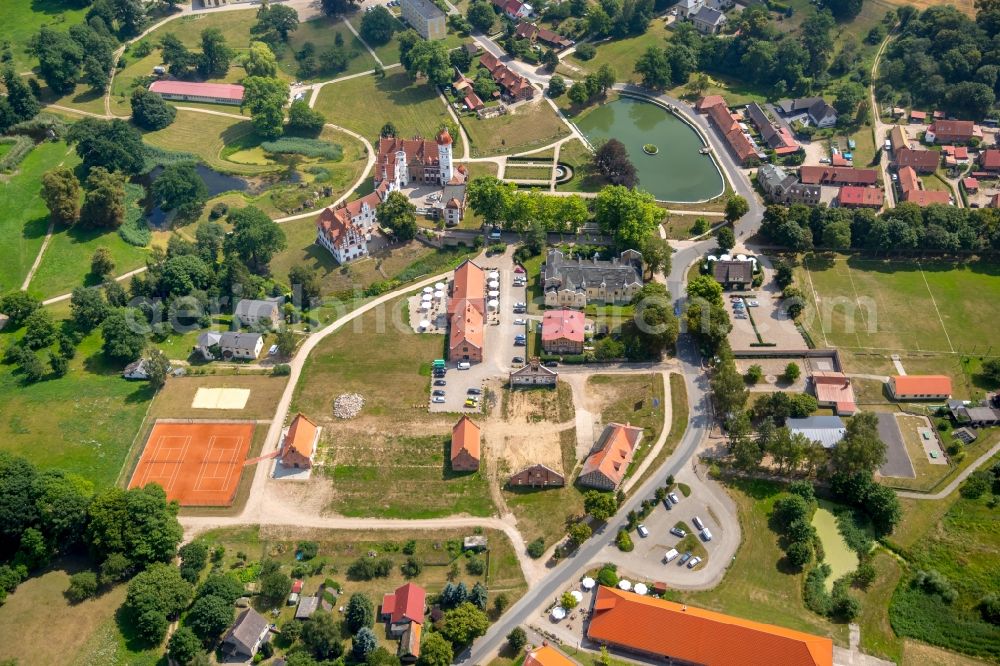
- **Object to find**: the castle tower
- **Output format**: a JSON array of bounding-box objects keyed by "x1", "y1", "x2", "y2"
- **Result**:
[
  {"x1": 395, "y1": 148, "x2": 408, "y2": 188},
  {"x1": 437, "y1": 128, "x2": 453, "y2": 184}
]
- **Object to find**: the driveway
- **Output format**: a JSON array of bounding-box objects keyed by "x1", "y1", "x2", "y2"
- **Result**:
[{"x1": 876, "y1": 412, "x2": 915, "y2": 479}]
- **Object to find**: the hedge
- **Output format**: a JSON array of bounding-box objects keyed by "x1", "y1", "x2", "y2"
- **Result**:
[
  {"x1": 118, "y1": 183, "x2": 151, "y2": 247},
  {"x1": 260, "y1": 137, "x2": 343, "y2": 160},
  {"x1": 0, "y1": 136, "x2": 34, "y2": 172}
]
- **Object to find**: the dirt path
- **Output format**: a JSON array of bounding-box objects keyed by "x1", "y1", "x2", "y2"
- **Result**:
[{"x1": 897, "y1": 439, "x2": 1000, "y2": 501}]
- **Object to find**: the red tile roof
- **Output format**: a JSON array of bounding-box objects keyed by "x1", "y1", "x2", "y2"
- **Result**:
[
  {"x1": 696, "y1": 95, "x2": 726, "y2": 112},
  {"x1": 890, "y1": 375, "x2": 952, "y2": 397},
  {"x1": 897, "y1": 166, "x2": 920, "y2": 193},
  {"x1": 831, "y1": 153, "x2": 851, "y2": 167},
  {"x1": 929, "y1": 119, "x2": 974, "y2": 141},
  {"x1": 902, "y1": 189, "x2": 951, "y2": 206},
  {"x1": 375, "y1": 136, "x2": 440, "y2": 184},
  {"x1": 799, "y1": 166, "x2": 878, "y2": 185},
  {"x1": 524, "y1": 644, "x2": 577, "y2": 666},
  {"x1": 282, "y1": 413, "x2": 318, "y2": 463},
  {"x1": 981, "y1": 149, "x2": 1000, "y2": 170},
  {"x1": 382, "y1": 583, "x2": 425, "y2": 625},
  {"x1": 587, "y1": 586, "x2": 834, "y2": 666},
  {"x1": 909, "y1": 110, "x2": 927, "y2": 121},
  {"x1": 964, "y1": 177, "x2": 979, "y2": 191},
  {"x1": 812, "y1": 371, "x2": 856, "y2": 415},
  {"x1": 448, "y1": 259, "x2": 486, "y2": 316},
  {"x1": 706, "y1": 102, "x2": 738, "y2": 133},
  {"x1": 725, "y1": 127, "x2": 759, "y2": 163},
  {"x1": 149, "y1": 80, "x2": 244, "y2": 101},
  {"x1": 838, "y1": 185, "x2": 884, "y2": 208},
  {"x1": 580, "y1": 423, "x2": 642, "y2": 488},
  {"x1": 541, "y1": 309, "x2": 585, "y2": 343},
  {"x1": 450, "y1": 302, "x2": 484, "y2": 353},
  {"x1": 451, "y1": 416, "x2": 481, "y2": 465},
  {"x1": 895, "y1": 147, "x2": 940, "y2": 172},
  {"x1": 291, "y1": 580, "x2": 304, "y2": 594}
]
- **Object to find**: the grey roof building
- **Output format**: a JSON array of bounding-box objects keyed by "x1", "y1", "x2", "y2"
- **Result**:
[
  {"x1": 234, "y1": 298, "x2": 282, "y2": 329},
  {"x1": 776, "y1": 97, "x2": 838, "y2": 128},
  {"x1": 221, "y1": 331, "x2": 262, "y2": 354},
  {"x1": 691, "y1": 6, "x2": 727, "y2": 33},
  {"x1": 787, "y1": 416, "x2": 847, "y2": 449},
  {"x1": 295, "y1": 596, "x2": 320, "y2": 620},
  {"x1": 222, "y1": 608, "x2": 271, "y2": 658},
  {"x1": 401, "y1": 0, "x2": 446, "y2": 39},
  {"x1": 543, "y1": 249, "x2": 643, "y2": 306},
  {"x1": 757, "y1": 163, "x2": 821, "y2": 205},
  {"x1": 712, "y1": 260, "x2": 753, "y2": 290},
  {"x1": 746, "y1": 103, "x2": 784, "y2": 148}
]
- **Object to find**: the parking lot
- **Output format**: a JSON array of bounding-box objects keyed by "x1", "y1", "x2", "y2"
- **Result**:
[
  {"x1": 428, "y1": 250, "x2": 528, "y2": 414},
  {"x1": 727, "y1": 269, "x2": 809, "y2": 352}
]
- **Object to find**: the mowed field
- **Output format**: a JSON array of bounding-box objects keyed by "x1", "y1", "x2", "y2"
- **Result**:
[
  {"x1": 142, "y1": 110, "x2": 279, "y2": 175},
  {"x1": 798, "y1": 255, "x2": 1000, "y2": 355},
  {"x1": 461, "y1": 97, "x2": 570, "y2": 157},
  {"x1": 0, "y1": 0, "x2": 89, "y2": 73},
  {"x1": 291, "y1": 294, "x2": 495, "y2": 518},
  {"x1": 313, "y1": 71, "x2": 457, "y2": 148}
]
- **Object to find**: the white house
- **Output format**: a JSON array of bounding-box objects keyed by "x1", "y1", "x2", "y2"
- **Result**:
[
  {"x1": 234, "y1": 298, "x2": 281, "y2": 329},
  {"x1": 316, "y1": 191, "x2": 381, "y2": 265},
  {"x1": 220, "y1": 332, "x2": 263, "y2": 360}
]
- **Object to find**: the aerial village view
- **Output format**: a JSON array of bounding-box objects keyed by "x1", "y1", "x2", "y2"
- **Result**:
[{"x1": 2, "y1": 0, "x2": 1000, "y2": 663}]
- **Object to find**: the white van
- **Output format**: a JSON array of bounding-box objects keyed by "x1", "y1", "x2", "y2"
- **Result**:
[
  {"x1": 692, "y1": 516, "x2": 705, "y2": 531},
  {"x1": 457, "y1": 362, "x2": 471, "y2": 370},
  {"x1": 663, "y1": 548, "x2": 679, "y2": 563},
  {"x1": 700, "y1": 528, "x2": 713, "y2": 542}
]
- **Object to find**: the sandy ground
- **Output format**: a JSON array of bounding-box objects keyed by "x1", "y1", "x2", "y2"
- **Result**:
[
  {"x1": 192, "y1": 387, "x2": 251, "y2": 409},
  {"x1": 489, "y1": 389, "x2": 574, "y2": 478}
]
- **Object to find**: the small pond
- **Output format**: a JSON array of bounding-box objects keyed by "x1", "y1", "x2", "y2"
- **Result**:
[
  {"x1": 811, "y1": 504, "x2": 857, "y2": 591},
  {"x1": 574, "y1": 96, "x2": 725, "y2": 202},
  {"x1": 145, "y1": 164, "x2": 250, "y2": 228}
]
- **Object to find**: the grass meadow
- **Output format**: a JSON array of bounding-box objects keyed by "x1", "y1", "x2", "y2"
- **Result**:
[
  {"x1": 0, "y1": 0, "x2": 89, "y2": 73},
  {"x1": 460, "y1": 98, "x2": 570, "y2": 158},
  {"x1": 588, "y1": 373, "x2": 666, "y2": 480}
]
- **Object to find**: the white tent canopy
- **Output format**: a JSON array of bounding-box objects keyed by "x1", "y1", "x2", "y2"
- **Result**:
[
  {"x1": 581, "y1": 577, "x2": 595, "y2": 590},
  {"x1": 423, "y1": 286, "x2": 433, "y2": 293},
  {"x1": 487, "y1": 280, "x2": 499, "y2": 289},
  {"x1": 487, "y1": 299, "x2": 499, "y2": 310},
  {"x1": 570, "y1": 590, "x2": 584, "y2": 602},
  {"x1": 488, "y1": 271, "x2": 500, "y2": 279},
  {"x1": 633, "y1": 583, "x2": 648, "y2": 595},
  {"x1": 434, "y1": 290, "x2": 445, "y2": 299},
  {"x1": 550, "y1": 606, "x2": 566, "y2": 620},
  {"x1": 419, "y1": 303, "x2": 430, "y2": 312},
  {"x1": 618, "y1": 579, "x2": 632, "y2": 591},
  {"x1": 418, "y1": 320, "x2": 431, "y2": 329},
  {"x1": 421, "y1": 293, "x2": 433, "y2": 301},
  {"x1": 434, "y1": 282, "x2": 445, "y2": 290},
  {"x1": 488, "y1": 290, "x2": 500, "y2": 298}
]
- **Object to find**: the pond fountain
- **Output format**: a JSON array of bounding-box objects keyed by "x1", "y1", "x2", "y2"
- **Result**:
[{"x1": 575, "y1": 96, "x2": 725, "y2": 202}]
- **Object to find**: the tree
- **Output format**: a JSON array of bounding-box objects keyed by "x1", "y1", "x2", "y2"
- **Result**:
[
  {"x1": 833, "y1": 80, "x2": 865, "y2": 117},
  {"x1": 253, "y1": 4, "x2": 299, "y2": 43},
  {"x1": 980, "y1": 594, "x2": 1000, "y2": 626},
  {"x1": 830, "y1": 412, "x2": 886, "y2": 476},
  {"x1": 785, "y1": 539, "x2": 812, "y2": 567},
  {"x1": 467, "y1": 0, "x2": 495, "y2": 32},
  {"x1": 85, "y1": 483, "x2": 182, "y2": 567},
  {"x1": 548, "y1": 74, "x2": 566, "y2": 97},
  {"x1": 241, "y1": 76, "x2": 290, "y2": 139},
  {"x1": 31, "y1": 28, "x2": 83, "y2": 95},
  {"x1": 567, "y1": 521, "x2": 592, "y2": 545},
  {"x1": 594, "y1": 139, "x2": 638, "y2": 188},
  {"x1": 225, "y1": 206, "x2": 287, "y2": 274},
  {"x1": 198, "y1": 28, "x2": 234, "y2": 78},
  {"x1": 168, "y1": 626, "x2": 201, "y2": 666},
  {"x1": 16, "y1": 349, "x2": 46, "y2": 383},
  {"x1": 242, "y1": 41, "x2": 279, "y2": 79},
  {"x1": 302, "y1": 611, "x2": 343, "y2": 660},
  {"x1": 152, "y1": 162, "x2": 208, "y2": 216},
  {"x1": 0, "y1": 292, "x2": 41, "y2": 328},
  {"x1": 715, "y1": 226, "x2": 735, "y2": 251},
  {"x1": 144, "y1": 349, "x2": 171, "y2": 390},
  {"x1": 2, "y1": 68, "x2": 40, "y2": 125},
  {"x1": 320, "y1": 0, "x2": 361, "y2": 15},
  {"x1": 260, "y1": 569, "x2": 292, "y2": 607},
  {"x1": 361, "y1": 5, "x2": 395, "y2": 44},
  {"x1": 865, "y1": 482, "x2": 901, "y2": 535},
  {"x1": 160, "y1": 33, "x2": 199, "y2": 78},
  {"x1": 472, "y1": 68, "x2": 497, "y2": 99},
  {"x1": 416, "y1": 631, "x2": 454, "y2": 666},
  {"x1": 70, "y1": 287, "x2": 109, "y2": 332},
  {"x1": 80, "y1": 167, "x2": 126, "y2": 230},
  {"x1": 287, "y1": 100, "x2": 325, "y2": 135},
  {"x1": 506, "y1": 627, "x2": 527, "y2": 652},
  {"x1": 769, "y1": 427, "x2": 808, "y2": 474},
  {"x1": 405, "y1": 40, "x2": 452, "y2": 85},
  {"x1": 65, "y1": 571, "x2": 99, "y2": 603},
  {"x1": 783, "y1": 362, "x2": 801, "y2": 382},
  {"x1": 746, "y1": 364, "x2": 763, "y2": 385},
  {"x1": 99, "y1": 306, "x2": 148, "y2": 362},
  {"x1": 22, "y1": 309, "x2": 55, "y2": 350},
  {"x1": 41, "y1": 167, "x2": 82, "y2": 226},
  {"x1": 594, "y1": 186, "x2": 662, "y2": 251},
  {"x1": 345, "y1": 592, "x2": 375, "y2": 633},
  {"x1": 130, "y1": 88, "x2": 175, "y2": 130},
  {"x1": 350, "y1": 626, "x2": 377, "y2": 660},
  {"x1": 467, "y1": 176, "x2": 515, "y2": 226},
  {"x1": 635, "y1": 46, "x2": 671, "y2": 89},
  {"x1": 124, "y1": 563, "x2": 193, "y2": 644},
  {"x1": 197, "y1": 573, "x2": 245, "y2": 604},
  {"x1": 771, "y1": 494, "x2": 811, "y2": 532},
  {"x1": 440, "y1": 602, "x2": 490, "y2": 645},
  {"x1": 725, "y1": 195, "x2": 749, "y2": 223},
  {"x1": 583, "y1": 490, "x2": 617, "y2": 520},
  {"x1": 710, "y1": 356, "x2": 749, "y2": 416},
  {"x1": 824, "y1": 0, "x2": 863, "y2": 19},
  {"x1": 49, "y1": 352, "x2": 69, "y2": 378},
  {"x1": 377, "y1": 191, "x2": 418, "y2": 241},
  {"x1": 67, "y1": 118, "x2": 145, "y2": 176},
  {"x1": 187, "y1": 594, "x2": 234, "y2": 639}
]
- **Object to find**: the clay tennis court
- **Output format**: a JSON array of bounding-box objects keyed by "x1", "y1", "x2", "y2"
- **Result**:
[{"x1": 129, "y1": 421, "x2": 255, "y2": 506}]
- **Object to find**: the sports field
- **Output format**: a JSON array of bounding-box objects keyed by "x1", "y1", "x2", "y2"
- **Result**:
[
  {"x1": 129, "y1": 421, "x2": 254, "y2": 506},
  {"x1": 798, "y1": 255, "x2": 1000, "y2": 355}
]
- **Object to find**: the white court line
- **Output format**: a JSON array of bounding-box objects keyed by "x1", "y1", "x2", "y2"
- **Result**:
[{"x1": 918, "y1": 264, "x2": 955, "y2": 353}]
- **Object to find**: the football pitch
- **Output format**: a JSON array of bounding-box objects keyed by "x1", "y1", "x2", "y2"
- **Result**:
[{"x1": 797, "y1": 255, "x2": 1000, "y2": 355}]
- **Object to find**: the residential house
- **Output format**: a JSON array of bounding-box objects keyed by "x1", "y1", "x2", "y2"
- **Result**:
[
  {"x1": 691, "y1": 6, "x2": 726, "y2": 33},
  {"x1": 811, "y1": 371, "x2": 857, "y2": 415},
  {"x1": 677, "y1": 0, "x2": 704, "y2": 18},
  {"x1": 586, "y1": 586, "x2": 834, "y2": 666},
  {"x1": 491, "y1": 0, "x2": 533, "y2": 20},
  {"x1": 894, "y1": 147, "x2": 940, "y2": 173},
  {"x1": 757, "y1": 164, "x2": 820, "y2": 205},
  {"x1": 981, "y1": 148, "x2": 1000, "y2": 172},
  {"x1": 524, "y1": 644, "x2": 579, "y2": 666},
  {"x1": 315, "y1": 191, "x2": 382, "y2": 264},
  {"x1": 447, "y1": 260, "x2": 487, "y2": 363},
  {"x1": 149, "y1": 80, "x2": 244, "y2": 105},
  {"x1": 479, "y1": 52, "x2": 535, "y2": 101},
  {"x1": 398, "y1": 623, "x2": 421, "y2": 663},
  {"x1": 295, "y1": 596, "x2": 319, "y2": 620},
  {"x1": 838, "y1": 185, "x2": 884, "y2": 209},
  {"x1": 578, "y1": 423, "x2": 643, "y2": 490},
  {"x1": 902, "y1": 189, "x2": 951, "y2": 206},
  {"x1": 451, "y1": 415, "x2": 481, "y2": 472},
  {"x1": 712, "y1": 259, "x2": 754, "y2": 290},
  {"x1": 695, "y1": 94, "x2": 725, "y2": 113},
  {"x1": 941, "y1": 145, "x2": 970, "y2": 167},
  {"x1": 381, "y1": 583, "x2": 426, "y2": 637},
  {"x1": 197, "y1": 331, "x2": 262, "y2": 361},
  {"x1": 897, "y1": 165, "x2": 920, "y2": 195},
  {"x1": 510, "y1": 358, "x2": 558, "y2": 386},
  {"x1": 925, "y1": 119, "x2": 975, "y2": 144},
  {"x1": 799, "y1": 166, "x2": 878, "y2": 186},
  {"x1": 374, "y1": 130, "x2": 454, "y2": 192},
  {"x1": 964, "y1": 177, "x2": 980, "y2": 193},
  {"x1": 195, "y1": 331, "x2": 222, "y2": 360},
  {"x1": 746, "y1": 103, "x2": 799, "y2": 155},
  {"x1": 221, "y1": 608, "x2": 271, "y2": 659},
  {"x1": 123, "y1": 358, "x2": 149, "y2": 380},
  {"x1": 542, "y1": 249, "x2": 643, "y2": 307},
  {"x1": 909, "y1": 110, "x2": 927, "y2": 124},
  {"x1": 514, "y1": 22, "x2": 573, "y2": 49},
  {"x1": 463, "y1": 90, "x2": 484, "y2": 112},
  {"x1": 700, "y1": 96, "x2": 760, "y2": 165},
  {"x1": 509, "y1": 463, "x2": 565, "y2": 487},
  {"x1": 440, "y1": 173, "x2": 469, "y2": 227},
  {"x1": 887, "y1": 375, "x2": 953, "y2": 400},
  {"x1": 234, "y1": 298, "x2": 281, "y2": 329},
  {"x1": 950, "y1": 402, "x2": 1000, "y2": 427},
  {"x1": 889, "y1": 125, "x2": 909, "y2": 153},
  {"x1": 400, "y1": 0, "x2": 446, "y2": 40},
  {"x1": 776, "y1": 97, "x2": 838, "y2": 128},
  {"x1": 541, "y1": 309, "x2": 586, "y2": 355},
  {"x1": 787, "y1": 416, "x2": 847, "y2": 449},
  {"x1": 280, "y1": 413, "x2": 319, "y2": 469}
]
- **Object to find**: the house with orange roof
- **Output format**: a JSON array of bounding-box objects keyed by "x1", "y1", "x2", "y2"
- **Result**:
[
  {"x1": 578, "y1": 423, "x2": 643, "y2": 490},
  {"x1": 902, "y1": 189, "x2": 951, "y2": 206},
  {"x1": 524, "y1": 643, "x2": 578, "y2": 666},
  {"x1": 381, "y1": 582, "x2": 426, "y2": 637},
  {"x1": 398, "y1": 622, "x2": 421, "y2": 663},
  {"x1": 451, "y1": 415, "x2": 481, "y2": 471},
  {"x1": 374, "y1": 129, "x2": 454, "y2": 192},
  {"x1": 479, "y1": 52, "x2": 535, "y2": 101},
  {"x1": 897, "y1": 165, "x2": 920, "y2": 194},
  {"x1": 888, "y1": 375, "x2": 952, "y2": 400},
  {"x1": 811, "y1": 371, "x2": 856, "y2": 415},
  {"x1": 280, "y1": 413, "x2": 320, "y2": 469},
  {"x1": 449, "y1": 302, "x2": 484, "y2": 363},
  {"x1": 448, "y1": 260, "x2": 486, "y2": 316},
  {"x1": 586, "y1": 586, "x2": 833, "y2": 666},
  {"x1": 541, "y1": 309, "x2": 586, "y2": 355}
]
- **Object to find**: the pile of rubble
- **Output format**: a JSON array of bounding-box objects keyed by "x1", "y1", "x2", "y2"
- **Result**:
[{"x1": 333, "y1": 393, "x2": 364, "y2": 419}]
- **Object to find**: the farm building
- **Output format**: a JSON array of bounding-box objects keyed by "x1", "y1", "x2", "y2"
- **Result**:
[
  {"x1": 510, "y1": 358, "x2": 558, "y2": 386},
  {"x1": 280, "y1": 413, "x2": 319, "y2": 469},
  {"x1": 887, "y1": 375, "x2": 952, "y2": 400},
  {"x1": 451, "y1": 415, "x2": 481, "y2": 472},
  {"x1": 149, "y1": 80, "x2": 244, "y2": 105},
  {"x1": 578, "y1": 423, "x2": 643, "y2": 490}
]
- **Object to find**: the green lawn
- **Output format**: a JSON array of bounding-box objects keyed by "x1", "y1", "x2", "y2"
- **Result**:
[
  {"x1": 627, "y1": 373, "x2": 688, "y2": 494},
  {"x1": 345, "y1": 11, "x2": 408, "y2": 65},
  {"x1": 556, "y1": 137, "x2": 608, "y2": 193},
  {"x1": 683, "y1": 478, "x2": 847, "y2": 643},
  {"x1": 313, "y1": 70, "x2": 455, "y2": 146},
  {"x1": 461, "y1": 98, "x2": 569, "y2": 157},
  {"x1": 0, "y1": 141, "x2": 77, "y2": 294},
  {"x1": 569, "y1": 20, "x2": 671, "y2": 81},
  {"x1": 0, "y1": 0, "x2": 89, "y2": 73},
  {"x1": 588, "y1": 373, "x2": 666, "y2": 480},
  {"x1": 292, "y1": 291, "x2": 494, "y2": 518},
  {"x1": 0, "y1": 322, "x2": 153, "y2": 488}
]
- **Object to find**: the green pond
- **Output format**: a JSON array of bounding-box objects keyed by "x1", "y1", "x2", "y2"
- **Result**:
[
  {"x1": 574, "y1": 97, "x2": 725, "y2": 202},
  {"x1": 811, "y1": 504, "x2": 857, "y2": 591}
]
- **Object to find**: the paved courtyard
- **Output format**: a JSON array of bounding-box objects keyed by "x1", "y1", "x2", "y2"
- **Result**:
[{"x1": 876, "y1": 412, "x2": 915, "y2": 479}]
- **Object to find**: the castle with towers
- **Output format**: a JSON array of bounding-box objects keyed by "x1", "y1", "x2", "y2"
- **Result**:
[{"x1": 316, "y1": 129, "x2": 467, "y2": 264}]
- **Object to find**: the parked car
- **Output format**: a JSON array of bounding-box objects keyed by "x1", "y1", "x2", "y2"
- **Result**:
[
  {"x1": 268, "y1": 344, "x2": 279, "y2": 356},
  {"x1": 747, "y1": 300, "x2": 759, "y2": 307},
  {"x1": 687, "y1": 556, "x2": 702, "y2": 569},
  {"x1": 692, "y1": 516, "x2": 705, "y2": 530},
  {"x1": 457, "y1": 362, "x2": 471, "y2": 370},
  {"x1": 670, "y1": 527, "x2": 686, "y2": 538},
  {"x1": 513, "y1": 307, "x2": 526, "y2": 314},
  {"x1": 701, "y1": 528, "x2": 713, "y2": 542},
  {"x1": 434, "y1": 380, "x2": 447, "y2": 386},
  {"x1": 663, "y1": 548, "x2": 679, "y2": 563},
  {"x1": 637, "y1": 524, "x2": 649, "y2": 538},
  {"x1": 464, "y1": 398, "x2": 478, "y2": 407},
  {"x1": 678, "y1": 551, "x2": 692, "y2": 565},
  {"x1": 512, "y1": 356, "x2": 525, "y2": 364},
  {"x1": 513, "y1": 302, "x2": 526, "y2": 309},
  {"x1": 467, "y1": 388, "x2": 482, "y2": 395},
  {"x1": 432, "y1": 389, "x2": 446, "y2": 397},
  {"x1": 544, "y1": 361, "x2": 559, "y2": 367},
  {"x1": 432, "y1": 397, "x2": 446, "y2": 403},
  {"x1": 513, "y1": 318, "x2": 526, "y2": 325},
  {"x1": 662, "y1": 499, "x2": 672, "y2": 510},
  {"x1": 668, "y1": 492, "x2": 680, "y2": 504}
]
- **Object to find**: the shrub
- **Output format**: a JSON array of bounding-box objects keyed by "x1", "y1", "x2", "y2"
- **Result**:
[
  {"x1": 209, "y1": 202, "x2": 229, "y2": 220},
  {"x1": 853, "y1": 560, "x2": 877, "y2": 589},
  {"x1": 65, "y1": 571, "x2": 99, "y2": 603},
  {"x1": 575, "y1": 42, "x2": 596, "y2": 60},
  {"x1": 0, "y1": 136, "x2": 34, "y2": 172},
  {"x1": 347, "y1": 557, "x2": 391, "y2": 580},
  {"x1": 260, "y1": 137, "x2": 343, "y2": 160},
  {"x1": 297, "y1": 541, "x2": 319, "y2": 560},
  {"x1": 400, "y1": 556, "x2": 422, "y2": 578},
  {"x1": 615, "y1": 529, "x2": 634, "y2": 552},
  {"x1": 912, "y1": 569, "x2": 958, "y2": 603},
  {"x1": 596, "y1": 565, "x2": 618, "y2": 588},
  {"x1": 466, "y1": 556, "x2": 485, "y2": 575},
  {"x1": 804, "y1": 563, "x2": 833, "y2": 616},
  {"x1": 506, "y1": 626, "x2": 527, "y2": 651},
  {"x1": 981, "y1": 594, "x2": 1000, "y2": 625},
  {"x1": 745, "y1": 364, "x2": 763, "y2": 384},
  {"x1": 273, "y1": 364, "x2": 291, "y2": 376},
  {"x1": 526, "y1": 538, "x2": 545, "y2": 559}
]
